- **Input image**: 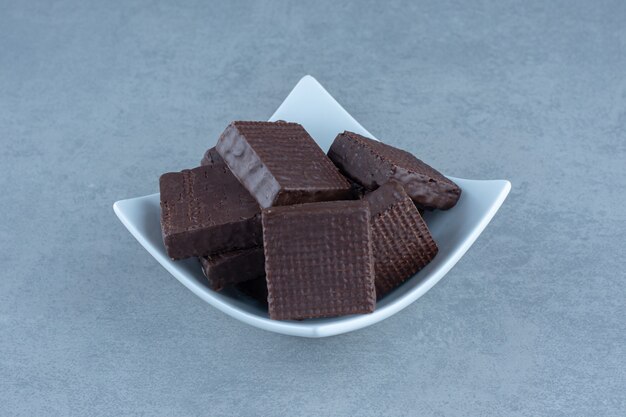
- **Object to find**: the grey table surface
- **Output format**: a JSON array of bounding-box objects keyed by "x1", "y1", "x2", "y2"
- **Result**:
[{"x1": 1, "y1": 1, "x2": 625, "y2": 416}]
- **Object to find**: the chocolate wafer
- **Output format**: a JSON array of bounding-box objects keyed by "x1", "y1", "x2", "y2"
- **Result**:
[
  {"x1": 262, "y1": 200, "x2": 376, "y2": 320},
  {"x1": 199, "y1": 247, "x2": 265, "y2": 291},
  {"x1": 328, "y1": 131, "x2": 461, "y2": 210},
  {"x1": 159, "y1": 163, "x2": 262, "y2": 260},
  {"x1": 216, "y1": 121, "x2": 352, "y2": 208},
  {"x1": 364, "y1": 182, "x2": 438, "y2": 297}
]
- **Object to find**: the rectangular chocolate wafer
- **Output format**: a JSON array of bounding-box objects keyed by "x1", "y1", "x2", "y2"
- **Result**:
[
  {"x1": 216, "y1": 121, "x2": 352, "y2": 208},
  {"x1": 199, "y1": 247, "x2": 265, "y2": 291},
  {"x1": 159, "y1": 162, "x2": 262, "y2": 260},
  {"x1": 328, "y1": 131, "x2": 461, "y2": 210},
  {"x1": 364, "y1": 181, "x2": 438, "y2": 297},
  {"x1": 262, "y1": 200, "x2": 375, "y2": 320}
]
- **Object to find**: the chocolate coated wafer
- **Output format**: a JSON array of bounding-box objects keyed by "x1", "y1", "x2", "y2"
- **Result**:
[
  {"x1": 262, "y1": 200, "x2": 376, "y2": 320},
  {"x1": 364, "y1": 182, "x2": 438, "y2": 297},
  {"x1": 328, "y1": 131, "x2": 461, "y2": 210},
  {"x1": 216, "y1": 121, "x2": 352, "y2": 208},
  {"x1": 159, "y1": 163, "x2": 261, "y2": 260}
]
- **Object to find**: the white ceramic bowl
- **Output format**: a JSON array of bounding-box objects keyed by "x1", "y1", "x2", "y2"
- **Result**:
[{"x1": 113, "y1": 75, "x2": 511, "y2": 338}]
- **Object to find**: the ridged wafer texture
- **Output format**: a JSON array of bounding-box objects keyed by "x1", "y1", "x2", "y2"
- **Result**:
[
  {"x1": 199, "y1": 247, "x2": 265, "y2": 291},
  {"x1": 364, "y1": 182, "x2": 438, "y2": 297},
  {"x1": 159, "y1": 162, "x2": 262, "y2": 260},
  {"x1": 328, "y1": 131, "x2": 461, "y2": 210},
  {"x1": 216, "y1": 121, "x2": 352, "y2": 208},
  {"x1": 262, "y1": 200, "x2": 376, "y2": 320}
]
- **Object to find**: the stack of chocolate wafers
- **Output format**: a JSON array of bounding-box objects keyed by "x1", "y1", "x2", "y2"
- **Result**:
[{"x1": 159, "y1": 121, "x2": 461, "y2": 320}]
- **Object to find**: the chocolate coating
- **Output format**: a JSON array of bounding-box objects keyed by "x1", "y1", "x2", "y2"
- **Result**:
[
  {"x1": 216, "y1": 121, "x2": 352, "y2": 208},
  {"x1": 159, "y1": 162, "x2": 262, "y2": 260},
  {"x1": 364, "y1": 182, "x2": 438, "y2": 297},
  {"x1": 328, "y1": 131, "x2": 461, "y2": 210},
  {"x1": 262, "y1": 200, "x2": 375, "y2": 320},
  {"x1": 199, "y1": 247, "x2": 265, "y2": 291}
]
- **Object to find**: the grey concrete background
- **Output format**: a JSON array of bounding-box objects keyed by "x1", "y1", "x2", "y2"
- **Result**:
[{"x1": 1, "y1": 0, "x2": 625, "y2": 415}]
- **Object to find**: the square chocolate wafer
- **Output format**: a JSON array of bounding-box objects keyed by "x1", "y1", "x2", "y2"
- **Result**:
[
  {"x1": 328, "y1": 131, "x2": 461, "y2": 210},
  {"x1": 159, "y1": 162, "x2": 262, "y2": 260},
  {"x1": 364, "y1": 181, "x2": 438, "y2": 297},
  {"x1": 262, "y1": 200, "x2": 375, "y2": 320},
  {"x1": 216, "y1": 121, "x2": 352, "y2": 208},
  {"x1": 199, "y1": 246, "x2": 265, "y2": 291}
]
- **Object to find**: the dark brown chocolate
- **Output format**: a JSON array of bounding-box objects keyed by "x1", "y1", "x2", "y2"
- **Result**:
[
  {"x1": 216, "y1": 121, "x2": 352, "y2": 208},
  {"x1": 364, "y1": 182, "x2": 438, "y2": 297},
  {"x1": 262, "y1": 200, "x2": 375, "y2": 320},
  {"x1": 328, "y1": 131, "x2": 461, "y2": 210},
  {"x1": 199, "y1": 247, "x2": 265, "y2": 291},
  {"x1": 200, "y1": 147, "x2": 222, "y2": 166},
  {"x1": 159, "y1": 162, "x2": 261, "y2": 260}
]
